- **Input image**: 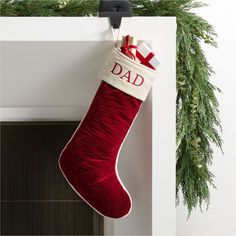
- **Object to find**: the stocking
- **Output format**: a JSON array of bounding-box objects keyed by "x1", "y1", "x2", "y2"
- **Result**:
[{"x1": 58, "y1": 47, "x2": 158, "y2": 219}]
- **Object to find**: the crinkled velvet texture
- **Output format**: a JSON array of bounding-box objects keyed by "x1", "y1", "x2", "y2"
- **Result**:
[{"x1": 59, "y1": 81, "x2": 142, "y2": 218}]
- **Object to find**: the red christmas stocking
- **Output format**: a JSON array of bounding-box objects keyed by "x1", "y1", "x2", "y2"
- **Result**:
[{"x1": 58, "y1": 48, "x2": 158, "y2": 219}]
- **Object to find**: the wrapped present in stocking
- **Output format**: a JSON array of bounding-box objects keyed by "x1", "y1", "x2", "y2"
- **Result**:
[{"x1": 136, "y1": 42, "x2": 161, "y2": 70}]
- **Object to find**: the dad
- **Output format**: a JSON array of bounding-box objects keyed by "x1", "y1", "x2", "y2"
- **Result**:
[{"x1": 110, "y1": 62, "x2": 144, "y2": 86}]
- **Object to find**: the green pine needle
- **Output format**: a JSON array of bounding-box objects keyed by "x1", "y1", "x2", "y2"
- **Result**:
[{"x1": 0, "y1": 0, "x2": 222, "y2": 217}]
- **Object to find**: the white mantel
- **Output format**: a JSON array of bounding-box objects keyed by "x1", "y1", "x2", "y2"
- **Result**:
[{"x1": 0, "y1": 17, "x2": 176, "y2": 236}]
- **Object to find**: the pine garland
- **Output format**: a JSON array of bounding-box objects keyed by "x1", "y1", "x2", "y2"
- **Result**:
[{"x1": 0, "y1": 0, "x2": 222, "y2": 216}]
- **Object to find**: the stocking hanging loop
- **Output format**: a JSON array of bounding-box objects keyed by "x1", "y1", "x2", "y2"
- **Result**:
[{"x1": 111, "y1": 27, "x2": 121, "y2": 48}]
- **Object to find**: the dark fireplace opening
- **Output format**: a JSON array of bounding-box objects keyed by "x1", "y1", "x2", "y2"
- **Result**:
[{"x1": 1, "y1": 122, "x2": 104, "y2": 235}]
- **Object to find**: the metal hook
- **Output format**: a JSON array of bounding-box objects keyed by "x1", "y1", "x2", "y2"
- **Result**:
[{"x1": 99, "y1": 0, "x2": 132, "y2": 29}]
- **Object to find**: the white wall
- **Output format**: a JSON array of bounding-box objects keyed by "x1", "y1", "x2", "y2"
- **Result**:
[{"x1": 177, "y1": 1, "x2": 236, "y2": 236}]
